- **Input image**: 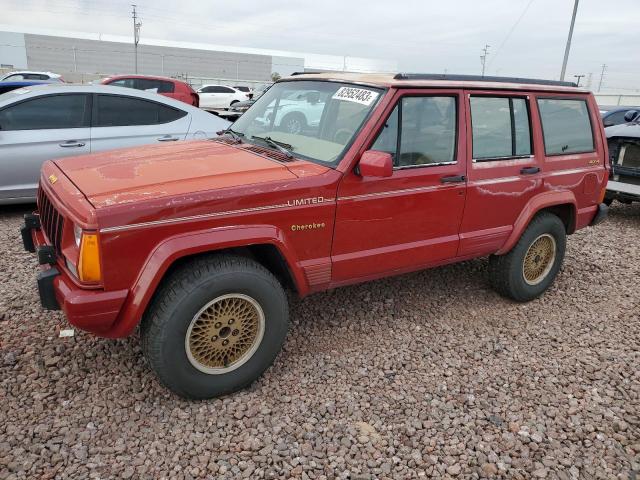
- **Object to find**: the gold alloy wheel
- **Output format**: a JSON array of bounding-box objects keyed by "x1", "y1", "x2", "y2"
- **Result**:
[
  {"x1": 522, "y1": 233, "x2": 557, "y2": 286},
  {"x1": 185, "y1": 294, "x2": 265, "y2": 374}
]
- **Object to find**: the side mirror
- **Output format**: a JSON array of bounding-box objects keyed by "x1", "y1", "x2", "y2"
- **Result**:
[
  {"x1": 624, "y1": 110, "x2": 639, "y2": 122},
  {"x1": 358, "y1": 150, "x2": 393, "y2": 178}
]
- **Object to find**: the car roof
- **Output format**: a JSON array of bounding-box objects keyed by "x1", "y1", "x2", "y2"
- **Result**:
[
  {"x1": 0, "y1": 80, "x2": 53, "y2": 86},
  {"x1": 3, "y1": 70, "x2": 59, "y2": 77},
  {"x1": 0, "y1": 84, "x2": 199, "y2": 110},
  {"x1": 281, "y1": 72, "x2": 590, "y2": 93},
  {"x1": 104, "y1": 74, "x2": 186, "y2": 83}
]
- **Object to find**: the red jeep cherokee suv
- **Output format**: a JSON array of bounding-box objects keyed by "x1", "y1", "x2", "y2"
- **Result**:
[
  {"x1": 22, "y1": 73, "x2": 609, "y2": 399},
  {"x1": 101, "y1": 74, "x2": 199, "y2": 107}
]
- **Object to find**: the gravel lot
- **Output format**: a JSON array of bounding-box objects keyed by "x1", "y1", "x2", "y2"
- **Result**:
[{"x1": 1, "y1": 203, "x2": 639, "y2": 480}]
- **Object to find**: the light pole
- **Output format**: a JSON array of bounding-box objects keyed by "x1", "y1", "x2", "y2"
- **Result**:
[
  {"x1": 560, "y1": 0, "x2": 579, "y2": 81},
  {"x1": 573, "y1": 74, "x2": 584, "y2": 86}
]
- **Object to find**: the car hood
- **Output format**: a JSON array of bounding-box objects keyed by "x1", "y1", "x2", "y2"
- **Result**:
[
  {"x1": 54, "y1": 140, "x2": 299, "y2": 208},
  {"x1": 605, "y1": 122, "x2": 640, "y2": 139}
]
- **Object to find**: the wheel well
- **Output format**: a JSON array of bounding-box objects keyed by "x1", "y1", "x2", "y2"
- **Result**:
[
  {"x1": 163, "y1": 244, "x2": 297, "y2": 294},
  {"x1": 539, "y1": 203, "x2": 576, "y2": 234}
]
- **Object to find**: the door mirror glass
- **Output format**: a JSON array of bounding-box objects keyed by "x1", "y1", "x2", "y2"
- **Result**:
[
  {"x1": 359, "y1": 150, "x2": 393, "y2": 177},
  {"x1": 624, "y1": 110, "x2": 639, "y2": 122}
]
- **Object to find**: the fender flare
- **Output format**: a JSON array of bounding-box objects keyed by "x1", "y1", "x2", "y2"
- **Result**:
[
  {"x1": 495, "y1": 190, "x2": 577, "y2": 255},
  {"x1": 108, "y1": 224, "x2": 306, "y2": 338}
]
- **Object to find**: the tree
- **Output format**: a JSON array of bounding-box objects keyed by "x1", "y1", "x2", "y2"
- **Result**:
[{"x1": 271, "y1": 72, "x2": 281, "y2": 82}]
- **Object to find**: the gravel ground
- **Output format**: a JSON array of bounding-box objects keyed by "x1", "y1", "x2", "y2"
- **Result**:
[{"x1": 1, "y1": 203, "x2": 639, "y2": 480}]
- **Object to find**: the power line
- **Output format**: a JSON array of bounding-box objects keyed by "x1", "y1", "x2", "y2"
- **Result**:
[{"x1": 487, "y1": 0, "x2": 535, "y2": 70}]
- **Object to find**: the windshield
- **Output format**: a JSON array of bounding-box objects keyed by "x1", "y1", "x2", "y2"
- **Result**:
[{"x1": 231, "y1": 80, "x2": 383, "y2": 166}]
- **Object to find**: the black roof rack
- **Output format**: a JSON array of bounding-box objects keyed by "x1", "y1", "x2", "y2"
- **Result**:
[{"x1": 393, "y1": 73, "x2": 578, "y2": 88}]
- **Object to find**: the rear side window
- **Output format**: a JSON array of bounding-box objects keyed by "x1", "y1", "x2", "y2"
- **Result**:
[
  {"x1": 94, "y1": 95, "x2": 187, "y2": 127},
  {"x1": 470, "y1": 96, "x2": 531, "y2": 160},
  {"x1": 537, "y1": 98, "x2": 594, "y2": 155},
  {"x1": 0, "y1": 94, "x2": 88, "y2": 130},
  {"x1": 137, "y1": 79, "x2": 175, "y2": 93}
]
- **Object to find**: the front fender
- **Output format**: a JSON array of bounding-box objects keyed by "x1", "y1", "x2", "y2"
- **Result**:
[
  {"x1": 495, "y1": 190, "x2": 577, "y2": 255},
  {"x1": 107, "y1": 224, "x2": 305, "y2": 338}
]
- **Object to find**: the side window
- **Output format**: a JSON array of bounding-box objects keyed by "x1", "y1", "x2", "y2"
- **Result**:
[
  {"x1": 470, "y1": 96, "x2": 532, "y2": 160},
  {"x1": 370, "y1": 96, "x2": 457, "y2": 167},
  {"x1": 537, "y1": 98, "x2": 594, "y2": 155},
  {"x1": 603, "y1": 110, "x2": 626, "y2": 127},
  {"x1": 157, "y1": 81, "x2": 175, "y2": 93},
  {"x1": 94, "y1": 95, "x2": 187, "y2": 127},
  {"x1": 0, "y1": 94, "x2": 88, "y2": 131},
  {"x1": 109, "y1": 78, "x2": 136, "y2": 89},
  {"x1": 371, "y1": 105, "x2": 399, "y2": 159},
  {"x1": 220, "y1": 87, "x2": 235, "y2": 93}
]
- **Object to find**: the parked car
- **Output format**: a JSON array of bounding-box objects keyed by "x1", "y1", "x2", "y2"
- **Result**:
[
  {"x1": 197, "y1": 85, "x2": 248, "y2": 109},
  {"x1": 1, "y1": 71, "x2": 63, "y2": 82},
  {"x1": 233, "y1": 86, "x2": 253, "y2": 98},
  {"x1": 217, "y1": 84, "x2": 273, "y2": 120},
  {"x1": 101, "y1": 75, "x2": 199, "y2": 107},
  {"x1": 0, "y1": 84, "x2": 229, "y2": 204},
  {"x1": 255, "y1": 89, "x2": 325, "y2": 134},
  {"x1": 601, "y1": 106, "x2": 640, "y2": 127},
  {"x1": 604, "y1": 109, "x2": 640, "y2": 204},
  {"x1": 22, "y1": 73, "x2": 608, "y2": 399},
  {"x1": 0, "y1": 80, "x2": 53, "y2": 95}
]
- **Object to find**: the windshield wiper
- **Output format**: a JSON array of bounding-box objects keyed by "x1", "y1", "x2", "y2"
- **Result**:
[
  {"x1": 251, "y1": 135, "x2": 294, "y2": 159},
  {"x1": 216, "y1": 128, "x2": 244, "y2": 143}
]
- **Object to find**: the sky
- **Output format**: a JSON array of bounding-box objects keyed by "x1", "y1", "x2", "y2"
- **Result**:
[{"x1": 2, "y1": 0, "x2": 639, "y2": 91}]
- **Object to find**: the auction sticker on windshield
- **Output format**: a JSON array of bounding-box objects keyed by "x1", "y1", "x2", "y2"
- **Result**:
[{"x1": 332, "y1": 87, "x2": 379, "y2": 106}]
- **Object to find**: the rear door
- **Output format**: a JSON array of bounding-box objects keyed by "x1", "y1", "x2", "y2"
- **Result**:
[
  {"x1": 458, "y1": 91, "x2": 542, "y2": 257},
  {"x1": 90, "y1": 93, "x2": 192, "y2": 151},
  {"x1": 0, "y1": 93, "x2": 90, "y2": 201},
  {"x1": 332, "y1": 89, "x2": 467, "y2": 283}
]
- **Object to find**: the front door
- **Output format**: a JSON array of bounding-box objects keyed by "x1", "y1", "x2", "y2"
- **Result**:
[
  {"x1": 0, "y1": 93, "x2": 91, "y2": 201},
  {"x1": 331, "y1": 90, "x2": 467, "y2": 284}
]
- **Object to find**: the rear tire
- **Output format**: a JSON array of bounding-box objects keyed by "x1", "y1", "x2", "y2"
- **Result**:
[
  {"x1": 279, "y1": 112, "x2": 306, "y2": 134},
  {"x1": 141, "y1": 254, "x2": 289, "y2": 399},
  {"x1": 488, "y1": 212, "x2": 566, "y2": 302}
]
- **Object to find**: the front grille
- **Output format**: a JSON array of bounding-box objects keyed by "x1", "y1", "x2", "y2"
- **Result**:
[{"x1": 37, "y1": 186, "x2": 64, "y2": 252}]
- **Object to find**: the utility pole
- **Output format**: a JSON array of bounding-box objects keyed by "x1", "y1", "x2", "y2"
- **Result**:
[
  {"x1": 560, "y1": 0, "x2": 579, "y2": 81},
  {"x1": 480, "y1": 44, "x2": 490, "y2": 77},
  {"x1": 586, "y1": 72, "x2": 593, "y2": 89},
  {"x1": 598, "y1": 64, "x2": 607, "y2": 92},
  {"x1": 131, "y1": 5, "x2": 142, "y2": 73},
  {"x1": 573, "y1": 74, "x2": 584, "y2": 86}
]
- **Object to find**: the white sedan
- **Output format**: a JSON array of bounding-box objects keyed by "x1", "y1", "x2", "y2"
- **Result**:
[
  {"x1": 197, "y1": 85, "x2": 249, "y2": 110},
  {"x1": 0, "y1": 84, "x2": 230, "y2": 204}
]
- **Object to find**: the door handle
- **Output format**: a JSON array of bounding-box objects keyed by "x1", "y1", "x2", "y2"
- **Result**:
[
  {"x1": 59, "y1": 141, "x2": 85, "y2": 148},
  {"x1": 157, "y1": 135, "x2": 180, "y2": 142},
  {"x1": 520, "y1": 166, "x2": 540, "y2": 174},
  {"x1": 440, "y1": 175, "x2": 466, "y2": 184}
]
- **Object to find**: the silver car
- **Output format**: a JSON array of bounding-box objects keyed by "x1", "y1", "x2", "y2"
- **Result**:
[{"x1": 0, "y1": 84, "x2": 230, "y2": 204}]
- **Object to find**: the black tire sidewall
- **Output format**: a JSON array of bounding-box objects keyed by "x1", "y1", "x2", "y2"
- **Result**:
[
  {"x1": 508, "y1": 215, "x2": 566, "y2": 301},
  {"x1": 157, "y1": 270, "x2": 287, "y2": 399}
]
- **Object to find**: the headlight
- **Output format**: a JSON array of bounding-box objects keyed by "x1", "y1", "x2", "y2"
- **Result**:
[{"x1": 73, "y1": 224, "x2": 82, "y2": 247}]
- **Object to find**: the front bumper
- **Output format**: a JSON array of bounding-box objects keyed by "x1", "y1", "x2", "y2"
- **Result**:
[{"x1": 22, "y1": 215, "x2": 129, "y2": 335}]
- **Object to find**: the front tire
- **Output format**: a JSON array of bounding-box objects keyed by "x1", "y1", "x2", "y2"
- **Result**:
[
  {"x1": 488, "y1": 212, "x2": 566, "y2": 302},
  {"x1": 141, "y1": 254, "x2": 289, "y2": 399}
]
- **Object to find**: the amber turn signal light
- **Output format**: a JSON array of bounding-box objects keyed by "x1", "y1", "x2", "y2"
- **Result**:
[
  {"x1": 598, "y1": 186, "x2": 607, "y2": 204},
  {"x1": 78, "y1": 233, "x2": 102, "y2": 283}
]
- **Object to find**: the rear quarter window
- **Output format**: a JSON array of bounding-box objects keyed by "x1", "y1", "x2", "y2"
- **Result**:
[{"x1": 537, "y1": 98, "x2": 594, "y2": 155}]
